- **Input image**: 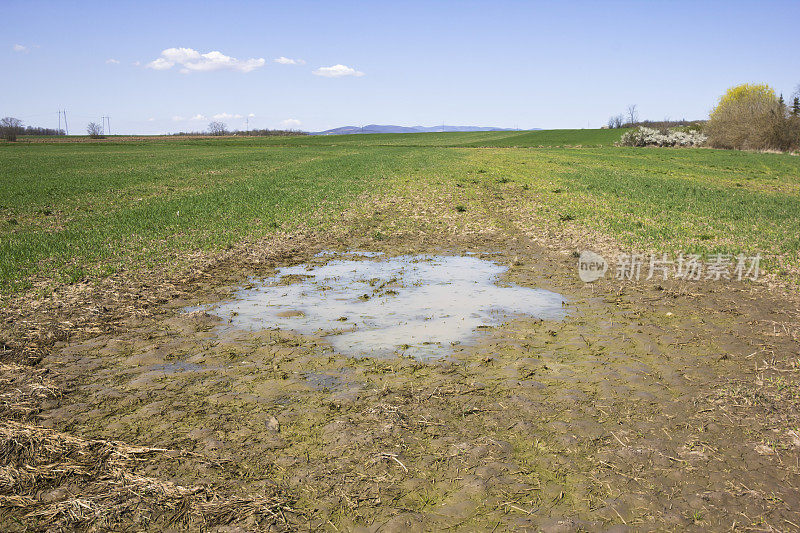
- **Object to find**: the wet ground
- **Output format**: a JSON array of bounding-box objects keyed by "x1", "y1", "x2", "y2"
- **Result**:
[
  {"x1": 7, "y1": 182, "x2": 800, "y2": 531},
  {"x1": 192, "y1": 252, "x2": 567, "y2": 360}
]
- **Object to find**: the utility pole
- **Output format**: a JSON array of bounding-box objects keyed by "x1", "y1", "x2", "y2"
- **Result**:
[
  {"x1": 245, "y1": 116, "x2": 249, "y2": 132},
  {"x1": 62, "y1": 110, "x2": 69, "y2": 136},
  {"x1": 58, "y1": 110, "x2": 61, "y2": 134}
]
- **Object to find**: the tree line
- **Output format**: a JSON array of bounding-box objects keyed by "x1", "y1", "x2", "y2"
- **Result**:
[
  {"x1": 173, "y1": 121, "x2": 308, "y2": 137},
  {"x1": 0, "y1": 117, "x2": 64, "y2": 141},
  {"x1": 0, "y1": 117, "x2": 308, "y2": 140}
]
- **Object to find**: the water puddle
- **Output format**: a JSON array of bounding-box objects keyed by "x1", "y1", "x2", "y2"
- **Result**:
[{"x1": 194, "y1": 253, "x2": 567, "y2": 360}]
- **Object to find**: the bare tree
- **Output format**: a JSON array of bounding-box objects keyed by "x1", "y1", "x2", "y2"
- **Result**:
[
  {"x1": 0, "y1": 117, "x2": 23, "y2": 141},
  {"x1": 792, "y1": 84, "x2": 800, "y2": 117},
  {"x1": 626, "y1": 104, "x2": 639, "y2": 126},
  {"x1": 208, "y1": 121, "x2": 228, "y2": 136},
  {"x1": 607, "y1": 114, "x2": 624, "y2": 129},
  {"x1": 87, "y1": 122, "x2": 104, "y2": 138}
]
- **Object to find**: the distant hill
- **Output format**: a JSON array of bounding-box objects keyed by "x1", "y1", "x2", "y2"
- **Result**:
[{"x1": 312, "y1": 124, "x2": 534, "y2": 135}]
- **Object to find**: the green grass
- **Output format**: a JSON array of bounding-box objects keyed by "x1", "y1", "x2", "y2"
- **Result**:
[
  {"x1": 18, "y1": 128, "x2": 627, "y2": 148},
  {"x1": 0, "y1": 142, "x2": 454, "y2": 292},
  {"x1": 255, "y1": 127, "x2": 627, "y2": 147},
  {"x1": 2, "y1": 129, "x2": 799, "y2": 294},
  {"x1": 464, "y1": 146, "x2": 800, "y2": 274}
]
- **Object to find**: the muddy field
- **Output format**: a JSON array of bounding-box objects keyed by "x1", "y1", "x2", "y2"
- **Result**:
[{"x1": 2, "y1": 180, "x2": 799, "y2": 532}]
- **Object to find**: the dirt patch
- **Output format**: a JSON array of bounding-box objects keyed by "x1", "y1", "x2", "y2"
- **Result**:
[
  {"x1": 3, "y1": 181, "x2": 800, "y2": 530},
  {"x1": 0, "y1": 420, "x2": 300, "y2": 531}
]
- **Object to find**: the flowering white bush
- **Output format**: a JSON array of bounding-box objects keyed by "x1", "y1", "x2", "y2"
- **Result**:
[{"x1": 619, "y1": 127, "x2": 707, "y2": 147}]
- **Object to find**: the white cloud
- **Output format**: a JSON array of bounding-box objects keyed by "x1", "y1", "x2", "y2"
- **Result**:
[
  {"x1": 312, "y1": 64, "x2": 364, "y2": 78},
  {"x1": 248, "y1": 113, "x2": 255, "y2": 118},
  {"x1": 212, "y1": 113, "x2": 242, "y2": 120},
  {"x1": 148, "y1": 57, "x2": 174, "y2": 70},
  {"x1": 280, "y1": 119, "x2": 302, "y2": 129},
  {"x1": 146, "y1": 47, "x2": 265, "y2": 73},
  {"x1": 106, "y1": 58, "x2": 120, "y2": 64},
  {"x1": 147, "y1": 118, "x2": 155, "y2": 122},
  {"x1": 171, "y1": 116, "x2": 185, "y2": 122},
  {"x1": 190, "y1": 114, "x2": 208, "y2": 121},
  {"x1": 274, "y1": 56, "x2": 305, "y2": 65},
  {"x1": 12, "y1": 44, "x2": 27, "y2": 53}
]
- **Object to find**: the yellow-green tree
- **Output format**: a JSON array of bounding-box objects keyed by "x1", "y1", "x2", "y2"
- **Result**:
[
  {"x1": 713, "y1": 83, "x2": 777, "y2": 109},
  {"x1": 706, "y1": 83, "x2": 798, "y2": 151}
]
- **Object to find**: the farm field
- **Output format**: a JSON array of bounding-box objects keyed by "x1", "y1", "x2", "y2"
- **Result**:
[
  {"x1": 3, "y1": 131, "x2": 799, "y2": 294},
  {"x1": 2, "y1": 131, "x2": 800, "y2": 531}
]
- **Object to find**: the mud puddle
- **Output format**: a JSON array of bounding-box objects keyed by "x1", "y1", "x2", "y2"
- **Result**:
[{"x1": 190, "y1": 253, "x2": 567, "y2": 360}]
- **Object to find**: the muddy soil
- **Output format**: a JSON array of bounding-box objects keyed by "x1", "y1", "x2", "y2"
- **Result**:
[{"x1": 4, "y1": 181, "x2": 800, "y2": 531}]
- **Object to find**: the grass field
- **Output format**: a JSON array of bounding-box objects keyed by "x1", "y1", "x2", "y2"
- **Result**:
[
  {"x1": 2, "y1": 129, "x2": 798, "y2": 295},
  {"x1": 14, "y1": 128, "x2": 630, "y2": 148},
  {"x1": 4, "y1": 130, "x2": 800, "y2": 531}
]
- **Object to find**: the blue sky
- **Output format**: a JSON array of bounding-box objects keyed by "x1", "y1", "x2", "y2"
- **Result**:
[{"x1": 3, "y1": 0, "x2": 799, "y2": 134}]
